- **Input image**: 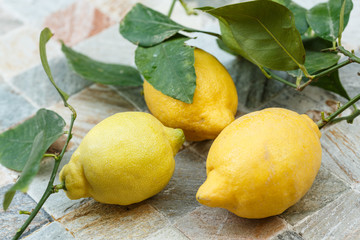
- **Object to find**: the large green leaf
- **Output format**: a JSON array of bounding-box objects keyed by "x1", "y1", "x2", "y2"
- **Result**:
[
  {"x1": 120, "y1": 3, "x2": 195, "y2": 47},
  {"x1": 0, "y1": 109, "x2": 65, "y2": 171},
  {"x1": 305, "y1": 51, "x2": 340, "y2": 74},
  {"x1": 202, "y1": 1, "x2": 305, "y2": 71},
  {"x1": 135, "y1": 37, "x2": 196, "y2": 103},
  {"x1": 306, "y1": 0, "x2": 353, "y2": 42},
  {"x1": 62, "y1": 43, "x2": 143, "y2": 86},
  {"x1": 312, "y1": 70, "x2": 350, "y2": 100},
  {"x1": 272, "y1": 0, "x2": 309, "y2": 34}
]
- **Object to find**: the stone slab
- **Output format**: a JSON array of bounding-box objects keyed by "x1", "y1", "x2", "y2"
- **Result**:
[
  {"x1": 24, "y1": 221, "x2": 75, "y2": 240},
  {"x1": 0, "y1": 164, "x2": 19, "y2": 188},
  {"x1": 0, "y1": 77, "x2": 37, "y2": 132},
  {"x1": 0, "y1": 5, "x2": 22, "y2": 36},
  {"x1": 175, "y1": 206, "x2": 287, "y2": 240},
  {"x1": 1, "y1": 0, "x2": 76, "y2": 27},
  {"x1": 44, "y1": 0, "x2": 114, "y2": 46},
  {"x1": 143, "y1": 226, "x2": 189, "y2": 240},
  {"x1": 294, "y1": 190, "x2": 360, "y2": 239},
  {"x1": 0, "y1": 185, "x2": 53, "y2": 239},
  {"x1": 60, "y1": 201, "x2": 169, "y2": 239},
  {"x1": 271, "y1": 231, "x2": 304, "y2": 240},
  {"x1": 146, "y1": 149, "x2": 206, "y2": 223},
  {"x1": 0, "y1": 26, "x2": 61, "y2": 79}
]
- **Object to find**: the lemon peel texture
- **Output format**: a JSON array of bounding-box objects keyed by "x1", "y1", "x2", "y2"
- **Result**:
[
  {"x1": 196, "y1": 108, "x2": 322, "y2": 219},
  {"x1": 60, "y1": 112, "x2": 184, "y2": 205}
]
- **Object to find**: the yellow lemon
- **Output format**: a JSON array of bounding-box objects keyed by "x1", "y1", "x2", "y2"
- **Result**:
[
  {"x1": 143, "y1": 48, "x2": 238, "y2": 141},
  {"x1": 196, "y1": 108, "x2": 322, "y2": 218},
  {"x1": 59, "y1": 112, "x2": 184, "y2": 205}
]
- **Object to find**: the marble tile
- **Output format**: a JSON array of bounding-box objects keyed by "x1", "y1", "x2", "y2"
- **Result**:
[
  {"x1": 144, "y1": 226, "x2": 189, "y2": 240},
  {"x1": 86, "y1": 0, "x2": 134, "y2": 22},
  {"x1": 111, "y1": 86, "x2": 148, "y2": 112},
  {"x1": 175, "y1": 206, "x2": 287, "y2": 240},
  {"x1": 27, "y1": 151, "x2": 91, "y2": 220},
  {"x1": 294, "y1": 190, "x2": 360, "y2": 239},
  {"x1": 1, "y1": 0, "x2": 76, "y2": 26},
  {"x1": 60, "y1": 201, "x2": 169, "y2": 239},
  {"x1": 320, "y1": 118, "x2": 360, "y2": 185},
  {"x1": 271, "y1": 231, "x2": 304, "y2": 240},
  {"x1": 0, "y1": 26, "x2": 61, "y2": 79},
  {"x1": 24, "y1": 221, "x2": 75, "y2": 240},
  {"x1": 338, "y1": 53, "x2": 360, "y2": 99},
  {"x1": 43, "y1": 0, "x2": 114, "y2": 46},
  {"x1": 0, "y1": 5, "x2": 22, "y2": 36},
  {"x1": 0, "y1": 77, "x2": 37, "y2": 132},
  {"x1": 281, "y1": 166, "x2": 349, "y2": 226},
  {"x1": 10, "y1": 57, "x2": 92, "y2": 108},
  {"x1": 188, "y1": 140, "x2": 213, "y2": 160},
  {"x1": 0, "y1": 184, "x2": 53, "y2": 240},
  {"x1": 48, "y1": 84, "x2": 136, "y2": 147},
  {"x1": 146, "y1": 149, "x2": 206, "y2": 223}
]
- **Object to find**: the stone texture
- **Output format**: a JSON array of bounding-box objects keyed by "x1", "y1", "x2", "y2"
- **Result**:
[
  {"x1": 0, "y1": 185, "x2": 53, "y2": 239},
  {"x1": 0, "y1": 6, "x2": 22, "y2": 36},
  {"x1": 1, "y1": 0, "x2": 76, "y2": 26},
  {"x1": 146, "y1": 149, "x2": 206, "y2": 222},
  {"x1": 86, "y1": 0, "x2": 134, "y2": 22},
  {"x1": 43, "y1": 0, "x2": 114, "y2": 46},
  {"x1": 48, "y1": 84, "x2": 136, "y2": 147},
  {"x1": 10, "y1": 57, "x2": 92, "y2": 108},
  {"x1": 0, "y1": 77, "x2": 37, "y2": 132},
  {"x1": 27, "y1": 151, "x2": 91, "y2": 220},
  {"x1": 281, "y1": 166, "x2": 349, "y2": 226},
  {"x1": 0, "y1": 26, "x2": 61, "y2": 78},
  {"x1": 60, "y1": 201, "x2": 169, "y2": 239},
  {"x1": 24, "y1": 221, "x2": 75, "y2": 240},
  {"x1": 294, "y1": 190, "x2": 360, "y2": 239},
  {"x1": 339, "y1": 54, "x2": 360, "y2": 99},
  {"x1": 175, "y1": 206, "x2": 287, "y2": 240},
  {"x1": 272, "y1": 231, "x2": 304, "y2": 240},
  {"x1": 144, "y1": 226, "x2": 189, "y2": 240},
  {"x1": 0, "y1": 164, "x2": 19, "y2": 188},
  {"x1": 188, "y1": 140, "x2": 213, "y2": 160},
  {"x1": 321, "y1": 118, "x2": 360, "y2": 185}
]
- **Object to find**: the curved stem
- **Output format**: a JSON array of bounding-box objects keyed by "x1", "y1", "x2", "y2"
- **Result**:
[
  {"x1": 317, "y1": 93, "x2": 360, "y2": 129},
  {"x1": 179, "y1": 0, "x2": 197, "y2": 15},
  {"x1": 13, "y1": 111, "x2": 76, "y2": 240},
  {"x1": 337, "y1": 46, "x2": 360, "y2": 63},
  {"x1": 168, "y1": 0, "x2": 176, "y2": 17},
  {"x1": 265, "y1": 69, "x2": 297, "y2": 88}
]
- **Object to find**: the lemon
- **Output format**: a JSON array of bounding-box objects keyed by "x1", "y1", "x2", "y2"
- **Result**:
[
  {"x1": 196, "y1": 108, "x2": 322, "y2": 219},
  {"x1": 59, "y1": 112, "x2": 184, "y2": 205},
  {"x1": 143, "y1": 48, "x2": 238, "y2": 142}
]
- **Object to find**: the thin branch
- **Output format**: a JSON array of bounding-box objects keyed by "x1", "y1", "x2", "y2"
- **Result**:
[
  {"x1": 179, "y1": 0, "x2": 197, "y2": 15},
  {"x1": 168, "y1": 0, "x2": 176, "y2": 17},
  {"x1": 337, "y1": 46, "x2": 360, "y2": 63},
  {"x1": 265, "y1": 70, "x2": 297, "y2": 88}
]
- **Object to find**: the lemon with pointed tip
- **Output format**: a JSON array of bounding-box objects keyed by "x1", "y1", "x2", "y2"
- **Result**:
[
  {"x1": 196, "y1": 108, "x2": 322, "y2": 219},
  {"x1": 59, "y1": 112, "x2": 184, "y2": 205},
  {"x1": 143, "y1": 48, "x2": 238, "y2": 142}
]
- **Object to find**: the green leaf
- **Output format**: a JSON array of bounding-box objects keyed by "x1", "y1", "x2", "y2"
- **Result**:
[
  {"x1": 0, "y1": 109, "x2": 65, "y2": 172},
  {"x1": 40, "y1": 28, "x2": 69, "y2": 102},
  {"x1": 202, "y1": 1, "x2": 305, "y2": 71},
  {"x1": 120, "y1": 3, "x2": 195, "y2": 47},
  {"x1": 304, "y1": 51, "x2": 340, "y2": 74},
  {"x1": 3, "y1": 131, "x2": 46, "y2": 210},
  {"x1": 135, "y1": 37, "x2": 196, "y2": 103},
  {"x1": 272, "y1": 0, "x2": 309, "y2": 34},
  {"x1": 311, "y1": 70, "x2": 350, "y2": 100},
  {"x1": 62, "y1": 43, "x2": 143, "y2": 86},
  {"x1": 303, "y1": 37, "x2": 333, "y2": 52},
  {"x1": 216, "y1": 38, "x2": 237, "y2": 56},
  {"x1": 306, "y1": 0, "x2": 353, "y2": 42}
]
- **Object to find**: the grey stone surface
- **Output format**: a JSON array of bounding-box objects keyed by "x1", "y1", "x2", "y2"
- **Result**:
[
  {"x1": 10, "y1": 57, "x2": 92, "y2": 108},
  {"x1": 24, "y1": 221, "x2": 75, "y2": 240},
  {"x1": 0, "y1": 185, "x2": 53, "y2": 240},
  {"x1": 144, "y1": 226, "x2": 189, "y2": 240},
  {"x1": 147, "y1": 149, "x2": 206, "y2": 223},
  {"x1": 112, "y1": 85, "x2": 148, "y2": 112},
  {"x1": 294, "y1": 190, "x2": 360, "y2": 239},
  {"x1": 321, "y1": 118, "x2": 360, "y2": 186},
  {"x1": 0, "y1": 6, "x2": 22, "y2": 36},
  {"x1": 189, "y1": 140, "x2": 213, "y2": 160},
  {"x1": 27, "y1": 151, "x2": 91, "y2": 220},
  {"x1": 339, "y1": 54, "x2": 360, "y2": 99},
  {"x1": 272, "y1": 231, "x2": 304, "y2": 240},
  {"x1": 0, "y1": 77, "x2": 37, "y2": 133},
  {"x1": 281, "y1": 166, "x2": 349, "y2": 225},
  {"x1": 175, "y1": 206, "x2": 287, "y2": 240},
  {"x1": 1, "y1": 0, "x2": 75, "y2": 26}
]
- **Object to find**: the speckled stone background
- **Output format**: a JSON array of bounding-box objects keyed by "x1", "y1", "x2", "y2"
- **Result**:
[{"x1": 1, "y1": 0, "x2": 360, "y2": 239}]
